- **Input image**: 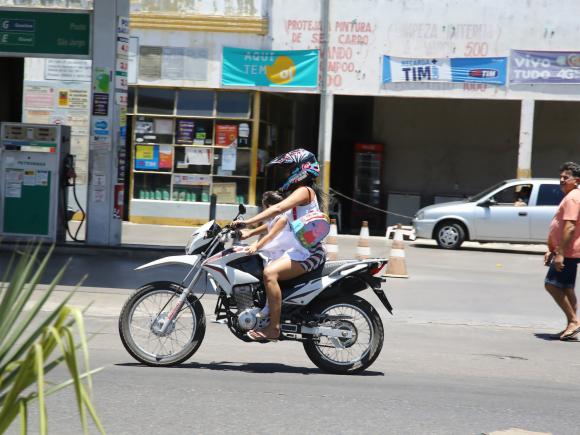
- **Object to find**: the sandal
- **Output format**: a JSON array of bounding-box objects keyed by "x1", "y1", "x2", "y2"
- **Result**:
[
  {"x1": 561, "y1": 325, "x2": 580, "y2": 341},
  {"x1": 247, "y1": 329, "x2": 279, "y2": 343}
]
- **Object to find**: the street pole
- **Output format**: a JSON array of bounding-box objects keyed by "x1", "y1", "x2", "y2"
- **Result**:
[
  {"x1": 517, "y1": 99, "x2": 534, "y2": 179},
  {"x1": 86, "y1": 0, "x2": 129, "y2": 245},
  {"x1": 317, "y1": 0, "x2": 332, "y2": 211}
]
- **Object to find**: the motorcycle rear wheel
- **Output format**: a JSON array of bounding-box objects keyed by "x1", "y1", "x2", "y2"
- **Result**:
[
  {"x1": 119, "y1": 281, "x2": 206, "y2": 366},
  {"x1": 303, "y1": 296, "x2": 384, "y2": 375}
]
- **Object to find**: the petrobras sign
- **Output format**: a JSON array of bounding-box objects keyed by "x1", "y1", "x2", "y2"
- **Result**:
[
  {"x1": 383, "y1": 56, "x2": 507, "y2": 85},
  {"x1": 510, "y1": 50, "x2": 580, "y2": 84},
  {"x1": 222, "y1": 47, "x2": 319, "y2": 88}
]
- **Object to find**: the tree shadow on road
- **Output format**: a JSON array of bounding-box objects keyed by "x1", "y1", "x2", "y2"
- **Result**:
[
  {"x1": 533, "y1": 332, "x2": 579, "y2": 342},
  {"x1": 115, "y1": 361, "x2": 384, "y2": 376}
]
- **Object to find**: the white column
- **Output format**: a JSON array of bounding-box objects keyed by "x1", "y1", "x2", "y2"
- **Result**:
[
  {"x1": 317, "y1": 93, "x2": 333, "y2": 197},
  {"x1": 317, "y1": 0, "x2": 332, "y2": 209},
  {"x1": 517, "y1": 99, "x2": 535, "y2": 179},
  {"x1": 86, "y1": 0, "x2": 129, "y2": 245}
]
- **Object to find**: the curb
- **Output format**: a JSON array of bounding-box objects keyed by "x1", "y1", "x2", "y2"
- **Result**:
[{"x1": 0, "y1": 242, "x2": 184, "y2": 259}]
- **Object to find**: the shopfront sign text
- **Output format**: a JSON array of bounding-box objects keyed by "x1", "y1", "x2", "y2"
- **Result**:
[
  {"x1": 383, "y1": 56, "x2": 506, "y2": 85},
  {"x1": 222, "y1": 47, "x2": 319, "y2": 87},
  {"x1": 510, "y1": 50, "x2": 580, "y2": 84}
]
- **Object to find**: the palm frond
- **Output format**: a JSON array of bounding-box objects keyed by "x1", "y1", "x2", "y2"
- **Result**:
[{"x1": 0, "y1": 245, "x2": 104, "y2": 435}]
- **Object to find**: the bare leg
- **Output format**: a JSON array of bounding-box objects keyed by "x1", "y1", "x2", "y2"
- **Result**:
[
  {"x1": 544, "y1": 283, "x2": 580, "y2": 337},
  {"x1": 251, "y1": 257, "x2": 305, "y2": 339},
  {"x1": 563, "y1": 288, "x2": 578, "y2": 314}
]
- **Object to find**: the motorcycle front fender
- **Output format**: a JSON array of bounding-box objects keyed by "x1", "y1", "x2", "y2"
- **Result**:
[{"x1": 135, "y1": 254, "x2": 201, "y2": 271}]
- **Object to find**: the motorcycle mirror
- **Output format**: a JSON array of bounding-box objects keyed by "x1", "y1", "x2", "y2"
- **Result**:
[{"x1": 238, "y1": 203, "x2": 246, "y2": 215}]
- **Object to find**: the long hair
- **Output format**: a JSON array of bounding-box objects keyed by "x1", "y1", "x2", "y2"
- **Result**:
[{"x1": 283, "y1": 179, "x2": 328, "y2": 213}]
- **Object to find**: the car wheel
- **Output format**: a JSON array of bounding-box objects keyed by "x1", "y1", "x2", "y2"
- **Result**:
[{"x1": 435, "y1": 222, "x2": 465, "y2": 249}]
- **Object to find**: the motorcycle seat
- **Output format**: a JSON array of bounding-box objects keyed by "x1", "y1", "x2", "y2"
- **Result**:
[{"x1": 279, "y1": 259, "x2": 358, "y2": 290}]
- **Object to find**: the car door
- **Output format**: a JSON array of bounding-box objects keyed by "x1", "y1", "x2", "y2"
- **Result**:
[
  {"x1": 528, "y1": 182, "x2": 563, "y2": 241},
  {"x1": 472, "y1": 183, "x2": 532, "y2": 241}
]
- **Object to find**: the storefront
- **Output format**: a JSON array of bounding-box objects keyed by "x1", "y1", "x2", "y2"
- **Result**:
[{"x1": 126, "y1": 86, "x2": 320, "y2": 225}]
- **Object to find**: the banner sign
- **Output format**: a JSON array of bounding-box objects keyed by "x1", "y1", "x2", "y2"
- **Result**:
[
  {"x1": 222, "y1": 47, "x2": 319, "y2": 88},
  {"x1": 383, "y1": 56, "x2": 507, "y2": 85},
  {"x1": 510, "y1": 50, "x2": 580, "y2": 84}
]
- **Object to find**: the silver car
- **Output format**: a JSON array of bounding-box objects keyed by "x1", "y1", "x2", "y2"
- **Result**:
[{"x1": 413, "y1": 178, "x2": 564, "y2": 249}]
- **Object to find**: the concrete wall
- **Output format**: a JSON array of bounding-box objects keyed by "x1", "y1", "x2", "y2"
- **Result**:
[
  {"x1": 532, "y1": 101, "x2": 580, "y2": 177},
  {"x1": 372, "y1": 97, "x2": 521, "y2": 199}
]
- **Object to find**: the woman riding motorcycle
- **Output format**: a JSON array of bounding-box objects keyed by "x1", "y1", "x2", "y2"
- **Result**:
[{"x1": 233, "y1": 149, "x2": 326, "y2": 341}]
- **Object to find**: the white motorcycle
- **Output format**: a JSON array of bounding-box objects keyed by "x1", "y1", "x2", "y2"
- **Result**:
[{"x1": 118, "y1": 205, "x2": 393, "y2": 374}]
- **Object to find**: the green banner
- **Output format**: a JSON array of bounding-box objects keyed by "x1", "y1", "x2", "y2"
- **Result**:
[{"x1": 0, "y1": 9, "x2": 91, "y2": 57}]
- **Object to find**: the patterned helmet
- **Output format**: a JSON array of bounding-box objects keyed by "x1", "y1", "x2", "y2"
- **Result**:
[{"x1": 267, "y1": 148, "x2": 320, "y2": 192}]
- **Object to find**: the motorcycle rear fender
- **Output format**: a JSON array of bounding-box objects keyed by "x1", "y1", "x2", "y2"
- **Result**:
[
  {"x1": 311, "y1": 273, "x2": 393, "y2": 315},
  {"x1": 135, "y1": 255, "x2": 201, "y2": 271}
]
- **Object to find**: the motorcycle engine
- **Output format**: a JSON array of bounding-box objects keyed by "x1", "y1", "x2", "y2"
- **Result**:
[
  {"x1": 232, "y1": 284, "x2": 268, "y2": 331},
  {"x1": 237, "y1": 307, "x2": 261, "y2": 331}
]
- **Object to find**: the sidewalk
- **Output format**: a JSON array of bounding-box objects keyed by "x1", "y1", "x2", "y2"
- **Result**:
[{"x1": 0, "y1": 221, "x2": 547, "y2": 258}]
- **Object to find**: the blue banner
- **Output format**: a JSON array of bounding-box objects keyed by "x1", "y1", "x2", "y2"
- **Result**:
[
  {"x1": 383, "y1": 56, "x2": 507, "y2": 85},
  {"x1": 450, "y1": 57, "x2": 507, "y2": 84},
  {"x1": 222, "y1": 47, "x2": 319, "y2": 88}
]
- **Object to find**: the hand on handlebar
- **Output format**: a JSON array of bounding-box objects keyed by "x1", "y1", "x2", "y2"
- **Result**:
[
  {"x1": 230, "y1": 220, "x2": 247, "y2": 229},
  {"x1": 240, "y1": 229, "x2": 252, "y2": 240}
]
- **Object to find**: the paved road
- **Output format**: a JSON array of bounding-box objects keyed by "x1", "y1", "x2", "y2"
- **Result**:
[{"x1": 2, "y1": 243, "x2": 578, "y2": 435}]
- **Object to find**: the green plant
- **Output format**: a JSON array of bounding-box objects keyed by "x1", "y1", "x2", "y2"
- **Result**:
[{"x1": 0, "y1": 245, "x2": 104, "y2": 434}]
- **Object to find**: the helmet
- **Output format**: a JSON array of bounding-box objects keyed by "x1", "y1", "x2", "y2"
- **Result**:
[{"x1": 267, "y1": 148, "x2": 320, "y2": 192}]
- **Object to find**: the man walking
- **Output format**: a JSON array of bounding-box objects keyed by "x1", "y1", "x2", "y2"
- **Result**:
[{"x1": 544, "y1": 162, "x2": 580, "y2": 340}]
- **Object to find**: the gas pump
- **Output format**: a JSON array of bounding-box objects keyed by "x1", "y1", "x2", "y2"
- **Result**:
[{"x1": 0, "y1": 123, "x2": 71, "y2": 242}]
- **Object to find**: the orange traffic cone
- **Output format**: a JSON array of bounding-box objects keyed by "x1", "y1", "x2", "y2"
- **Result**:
[
  {"x1": 384, "y1": 224, "x2": 408, "y2": 278},
  {"x1": 356, "y1": 221, "x2": 370, "y2": 260},
  {"x1": 326, "y1": 219, "x2": 338, "y2": 260}
]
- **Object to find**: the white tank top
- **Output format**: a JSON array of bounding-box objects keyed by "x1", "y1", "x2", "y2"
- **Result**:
[
  {"x1": 261, "y1": 187, "x2": 321, "y2": 262},
  {"x1": 282, "y1": 187, "x2": 320, "y2": 261}
]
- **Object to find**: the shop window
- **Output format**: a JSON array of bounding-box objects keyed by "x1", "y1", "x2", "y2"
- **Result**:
[
  {"x1": 174, "y1": 118, "x2": 213, "y2": 145},
  {"x1": 217, "y1": 92, "x2": 251, "y2": 118},
  {"x1": 215, "y1": 121, "x2": 251, "y2": 148},
  {"x1": 177, "y1": 90, "x2": 214, "y2": 117},
  {"x1": 137, "y1": 88, "x2": 174, "y2": 115},
  {"x1": 133, "y1": 173, "x2": 171, "y2": 200},
  {"x1": 173, "y1": 146, "x2": 212, "y2": 174},
  {"x1": 213, "y1": 148, "x2": 251, "y2": 177},
  {"x1": 134, "y1": 116, "x2": 174, "y2": 144},
  {"x1": 134, "y1": 143, "x2": 173, "y2": 173},
  {"x1": 212, "y1": 177, "x2": 249, "y2": 205},
  {"x1": 172, "y1": 174, "x2": 211, "y2": 202}
]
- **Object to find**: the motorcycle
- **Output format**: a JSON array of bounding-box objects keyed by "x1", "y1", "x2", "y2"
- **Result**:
[{"x1": 118, "y1": 204, "x2": 394, "y2": 374}]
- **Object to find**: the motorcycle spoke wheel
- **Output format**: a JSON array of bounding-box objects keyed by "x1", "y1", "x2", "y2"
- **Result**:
[
  {"x1": 315, "y1": 304, "x2": 373, "y2": 366},
  {"x1": 129, "y1": 290, "x2": 196, "y2": 359}
]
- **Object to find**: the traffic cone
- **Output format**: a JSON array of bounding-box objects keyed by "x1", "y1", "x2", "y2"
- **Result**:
[
  {"x1": 356, "y1": 221, "x2": 370, "y2": 260},
  {"x1": 326, "y1": 219, "x2": 338, "y2": 260},
  {"x1": 384, "y1": 224, "x2": 408, "y2": 278}
]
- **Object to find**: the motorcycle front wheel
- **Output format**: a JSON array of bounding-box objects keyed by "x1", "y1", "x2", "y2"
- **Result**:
[
  {"x1": 303, "y1": 296, "x2": 384, "y2": 375},
  {"x1": 119, "y1": 281, "x2": 206, "y2": 366}
]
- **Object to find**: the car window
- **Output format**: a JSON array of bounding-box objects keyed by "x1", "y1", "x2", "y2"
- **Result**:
[
  {"x1": 468, "y1": 181, "x2": 507, "y2": 202},
  {"x1": 491, "y1": 184, "x2": 533, "y2": 206},
  {"x1": 536, "y1": 184, "x2": 564, "y2": 206}
]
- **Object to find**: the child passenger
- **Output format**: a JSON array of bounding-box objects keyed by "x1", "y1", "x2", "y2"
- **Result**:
[{"x1": 241, "y1": 191, "x2": 292, "y2": 317}]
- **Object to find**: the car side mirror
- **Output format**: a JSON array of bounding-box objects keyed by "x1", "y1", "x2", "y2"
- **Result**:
[
  {"x1": 478, "y1": 199, "x2": 497, "y2": 207},
  {"x1": 238, "y1": 203, "x2": 246, "y2": 215}
]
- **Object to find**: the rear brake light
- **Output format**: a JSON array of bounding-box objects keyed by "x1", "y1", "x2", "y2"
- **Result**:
[{"x1": 370, "y1": 263, "x2": 386, "y2": 276}]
